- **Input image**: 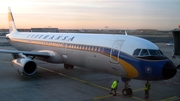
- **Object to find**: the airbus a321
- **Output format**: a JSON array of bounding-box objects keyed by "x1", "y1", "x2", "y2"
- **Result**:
[{"x1": 0, "y1": 7, "x2": 177, "y2": 96}]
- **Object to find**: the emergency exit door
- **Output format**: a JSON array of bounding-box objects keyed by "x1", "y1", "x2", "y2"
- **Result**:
[
  {"x1": 110, "y1": 40, "x2": 124, "y2": 63},
  {"x1": 62, "y1": 43, "x2": 67, "y2": 58},
  {"x1": 62, "y1": 43, "x2": 67, "y2": 54}
]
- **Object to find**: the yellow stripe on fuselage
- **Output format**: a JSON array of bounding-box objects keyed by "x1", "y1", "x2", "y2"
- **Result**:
[
  {"x1": 111, "y1": 55, "x2": 138, "y2": 78},
  {"x1": 119, "y1": 59, "x2": 138, "y2": 78}
]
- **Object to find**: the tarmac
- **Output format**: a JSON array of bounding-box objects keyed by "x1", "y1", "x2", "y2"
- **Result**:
[{"x1": 0, "y1": 36, "x2": 180, "y2": 101}]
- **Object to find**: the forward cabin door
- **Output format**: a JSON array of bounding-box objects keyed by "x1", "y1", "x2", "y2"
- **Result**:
[{"x1": 110, "y1": 40, "x2": 124, "y2": 64}]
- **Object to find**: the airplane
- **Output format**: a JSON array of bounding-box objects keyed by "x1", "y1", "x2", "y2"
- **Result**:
[{"x1": 0, "y1": 7, "x2": 177, "y2": 96}]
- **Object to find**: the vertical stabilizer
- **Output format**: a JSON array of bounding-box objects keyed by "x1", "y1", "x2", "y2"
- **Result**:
[{"x1": 8, "y1": 7, "x2": 17, "y2": 33}]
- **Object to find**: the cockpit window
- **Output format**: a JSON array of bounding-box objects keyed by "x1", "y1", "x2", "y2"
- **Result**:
[
  {"x1": 133, "y1": 49, "x2": 163, "y2": 56},
  {"x1": 159, "y1": 50, "x2": 163, "y2": 55},
  {"x1": 133, "y1": 49, "x2": 141, "y2": 56},
  {"x1": 149, "y1": 49, "x2": 162, "y2": 56},
  {"x1": 140, "y1": 49, "x2": 149, "y2": 56}
]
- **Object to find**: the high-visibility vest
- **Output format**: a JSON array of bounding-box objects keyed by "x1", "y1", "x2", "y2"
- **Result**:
[
  {"x1": 144, "y1": 84, "x2": 150, "y2": 90},
  {"x1": 111, "y1": 81, "x2": 118, "y2": 89},
  {"x1": 144, "y1": 86, "x2": 148, "y2": 90}
]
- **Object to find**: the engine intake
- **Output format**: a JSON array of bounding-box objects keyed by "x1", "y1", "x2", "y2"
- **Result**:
[{"x1": 12, "y1": 57, "x2": 37, "y2": 75}]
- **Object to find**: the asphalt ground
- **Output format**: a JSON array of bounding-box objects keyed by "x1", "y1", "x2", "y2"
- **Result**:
[{"x1": 0, "y1": 37, "x2": 179, "y2": 101}]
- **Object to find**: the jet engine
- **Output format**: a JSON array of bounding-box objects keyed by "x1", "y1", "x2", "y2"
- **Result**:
[{"x1": 12, "y1": 55, "x2": 37, "y2": 76}]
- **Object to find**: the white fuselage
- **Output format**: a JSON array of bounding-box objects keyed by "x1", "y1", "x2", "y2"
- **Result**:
[{"x1": 6, "y1": 31, "x2": 177, "y2": 81}]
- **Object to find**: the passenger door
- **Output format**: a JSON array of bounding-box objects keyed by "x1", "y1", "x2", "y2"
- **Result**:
[{"x1": 110, "y1": 40, "x2": 124, "y2": 63}]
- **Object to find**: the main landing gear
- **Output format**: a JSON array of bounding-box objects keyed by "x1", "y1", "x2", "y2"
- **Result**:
[
  {"x1": 121, "y1": 77, "x2": 133, "y2": 96},
  {"x1": 64, "y1": 63, "x2": 74, "y2": 69}
]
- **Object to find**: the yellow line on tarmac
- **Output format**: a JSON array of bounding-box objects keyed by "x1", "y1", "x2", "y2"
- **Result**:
[
  {"x1": 1, "y1": 60, "x2": 178, "y2": 101},
  {"x1": 38, "y1": 67, "x2": 55, "y2": 73},
  {"x1": 38, "y1": 66, "x2": 110, "y2": 91},
  {"x1": 0, "y1": 61, "x2": 145, "y2": 101},
  {"x1": 38, "y1": 66, "x2": 145, "y2": 101},
  {"x1": 133, "y1": 88, "x2": 144, "y2": 92},
  {"x1": 160, "y1": 96, "x2": 178, "y2": 101},
  {"x1": 93, "y1": 95, "x2": 113, "y2": 100}
]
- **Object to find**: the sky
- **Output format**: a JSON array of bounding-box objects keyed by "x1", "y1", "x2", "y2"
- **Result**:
[{"x1": 0, "y1": 0, "x2": 180, "y2": 30}]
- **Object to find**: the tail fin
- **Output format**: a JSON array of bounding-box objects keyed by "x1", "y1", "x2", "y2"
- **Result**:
[{"x1": 8, "y1": 7, "x2": 17, "y2": 33}]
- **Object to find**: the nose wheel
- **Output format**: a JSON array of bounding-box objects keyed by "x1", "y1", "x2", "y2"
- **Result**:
[{"x1": 121, "y1": 77, "x2": 133, "y2": 96}]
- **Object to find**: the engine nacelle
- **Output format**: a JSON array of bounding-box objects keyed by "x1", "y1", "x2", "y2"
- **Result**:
[{"x1": 12, "y1": 57, "x2": 37, "y2": 76}]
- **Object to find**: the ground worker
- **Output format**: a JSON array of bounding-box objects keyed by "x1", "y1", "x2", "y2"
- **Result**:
[
  {"x1": 110, "y1": 80, "x2": 119, "y2": 96},
  {"x1": 145, "y1": 81, "x2": 151, "y2": 99}
]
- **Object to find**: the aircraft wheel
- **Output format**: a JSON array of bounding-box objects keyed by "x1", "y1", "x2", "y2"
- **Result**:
[
  {"x1": 69, "y1": 65, "x2": 74, "y2": 69},
  {"x1": 127, "y1": 88, "x2": 133, "y2": 95},
  {"x1": 122, "y1": 89, "x2": 128, "y2": 96},
  {"x1": 64, "y1": 64, "x2": 69, "y2": 69}
]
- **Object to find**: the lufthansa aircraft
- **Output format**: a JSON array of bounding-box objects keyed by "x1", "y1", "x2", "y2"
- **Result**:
[{"x1": 0, "y1": 7, "x2": 177, "y2": 96}]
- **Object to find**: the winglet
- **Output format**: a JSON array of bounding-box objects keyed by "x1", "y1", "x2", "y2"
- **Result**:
[
  {"x1": 8, "y1": 7, "x2": 17, "y2": 33},
  {"x1": 125, "y1": 31, "x2": 128, "y2": 35}
]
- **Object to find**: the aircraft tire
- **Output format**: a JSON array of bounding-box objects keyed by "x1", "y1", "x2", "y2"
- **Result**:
[
  {"x1": 64, "y1": 64, "x2": 69, "y2": 69},
  {"x1": 127, "y1": 88, "x2": 133, "y2": 95},
  {"x1": 122, "y1": 89, "x2": 128, "y2": 96}
]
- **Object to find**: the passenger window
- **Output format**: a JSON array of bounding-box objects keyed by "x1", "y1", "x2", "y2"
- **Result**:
[
  {"x1": 79, "y1": 45, "x2": 82, "y2": 49},
  {"x1": 59, "y1": 43, "x2": 62, "y2": 47},
  {"x1": 98, "y1": 47, "x2": 101, "y2": 52},
  {"x1": 74, "y1": 45, "x2": 76, "y2": 48},
  {"x1": 68, "y1": 44, "x2": 71, "y2": 48},
  {"x1": 101, "y1": 48, "x2": 104, "y2": 52},
  {"x1": 67, "y1": 44, "x2": 70, "y2": 48},
  {"x1": 94, "y1": 47, "x2": 97, "y2": 51},
  {"x1": 88, "y1": 46, "x2": 91, "y2": 50},
  {"x1": 85, "y1": 46, "x2": 88, "y2": 50},
  {"x1": 91, "y1": 47, "x2": 94, "y2": 51},
  {"x1": 133, "y1": 49, "x2": 141, "y2": 56},
  {"x1": 82, "y1": 46, "x2": 84, "y2": 50},
  {"x1": 140, "y1": 49, "x2": 149, "y2": 56}
]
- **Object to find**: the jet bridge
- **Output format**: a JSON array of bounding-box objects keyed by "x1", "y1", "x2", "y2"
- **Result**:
[{"x1": 172, "y1": 27, "x2": 180, "y2": 68}]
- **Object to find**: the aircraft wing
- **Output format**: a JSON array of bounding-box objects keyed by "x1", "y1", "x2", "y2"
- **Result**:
[
  {"x1": 0, "y1": 36, "x2": 7, "y2": 38},
  {"x1": 0, "y1": 49, "x2": 50, "y2": 57}
]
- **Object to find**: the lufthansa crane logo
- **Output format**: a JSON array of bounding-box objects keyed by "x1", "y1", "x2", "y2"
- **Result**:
[{"x1": 145, "y1": 66, "x2": 152, "y2": 73}]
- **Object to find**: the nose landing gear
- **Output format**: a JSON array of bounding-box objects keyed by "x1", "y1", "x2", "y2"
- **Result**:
[{"x1": 121, "y1": 77, "x2": 133, "y2": 96}]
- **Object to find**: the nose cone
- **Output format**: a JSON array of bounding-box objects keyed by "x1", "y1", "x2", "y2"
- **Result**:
[{"x1": 162, "y1": 61, "x2": 177, "y2": 79}]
